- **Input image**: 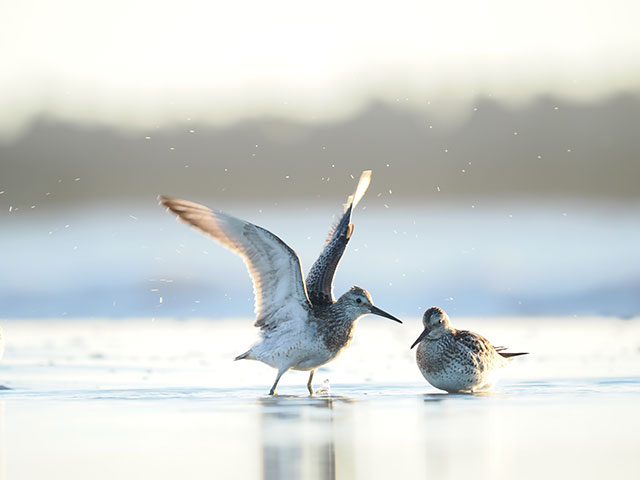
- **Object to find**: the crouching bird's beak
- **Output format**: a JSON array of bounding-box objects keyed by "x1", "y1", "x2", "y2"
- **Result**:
[{"x1": 410, "y1": 328, "x2": 429, "y2": 349}]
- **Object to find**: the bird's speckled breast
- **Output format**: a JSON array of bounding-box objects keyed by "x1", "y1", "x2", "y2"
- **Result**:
[{"x1": 312, "y1": 306, "x2": 357, "y2": 358}]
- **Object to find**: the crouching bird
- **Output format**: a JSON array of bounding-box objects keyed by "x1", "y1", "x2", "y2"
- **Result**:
[{"x1": 411, "y1": 307, "x2": 527, "y2": 393}]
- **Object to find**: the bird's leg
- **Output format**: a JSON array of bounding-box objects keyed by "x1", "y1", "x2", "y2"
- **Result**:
[
  {"x1": 307, "y1": 370, "x2": 315, "y2": 396},
  {"x1": 269, "y1": 368, "x2": 287, "y2": 396}
]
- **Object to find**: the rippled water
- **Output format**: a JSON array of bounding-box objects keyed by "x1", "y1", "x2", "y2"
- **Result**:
[{"x1": 1, "y1": 317, "x2": 639, "y2": 479}]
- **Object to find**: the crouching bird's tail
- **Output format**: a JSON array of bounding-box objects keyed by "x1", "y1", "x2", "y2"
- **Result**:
[{"x1": 498, "y1": 351, "x2": 529, "y2": 358}]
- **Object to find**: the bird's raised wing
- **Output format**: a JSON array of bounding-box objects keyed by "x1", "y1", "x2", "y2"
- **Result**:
[
  {"x1": 159, "y1": 196, "x2": 311, "y2": 332},
  {"x1": 305, "y1": 170, "x2": 372, "y2": 306}
]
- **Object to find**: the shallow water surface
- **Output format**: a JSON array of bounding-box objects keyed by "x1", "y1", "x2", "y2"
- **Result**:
[
  {"x1": 2, "y1": 380, "x2": 639, "y2": 480},
  {"x1": 0, "y1": 317, "x2": 639, "y2": 479}
]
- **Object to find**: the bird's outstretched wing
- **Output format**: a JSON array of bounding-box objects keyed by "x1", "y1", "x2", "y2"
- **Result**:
[
  {"x1": 305, "y1": 170, "x2": 372, "y2": 306},
  {"x1": 159, "y1": 196, "x2": 312, "y2": 332}
]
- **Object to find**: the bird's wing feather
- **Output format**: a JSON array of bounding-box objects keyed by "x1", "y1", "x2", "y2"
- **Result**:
[
  {"x1": 305, "y1": 170, "x2": 372, "y2": 305},
  {"x1": 159, "y1": 196, "x2": 311, "y2": 332},
  {"x1": 453, "y1": 330, "x2": 499, "y2": 369}
]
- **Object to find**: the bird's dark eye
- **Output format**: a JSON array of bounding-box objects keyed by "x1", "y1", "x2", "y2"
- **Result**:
[
  {"x1": 356, "y1": 298, "x2": 362, "y2": 304},
  {"x1": 438, "y1": 319, "x2": 443, "y2": 323}
]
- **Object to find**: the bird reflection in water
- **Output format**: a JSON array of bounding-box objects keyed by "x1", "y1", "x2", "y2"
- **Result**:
[{"x1": 258, "y1": 396, "x2": 353, "y2": 480}]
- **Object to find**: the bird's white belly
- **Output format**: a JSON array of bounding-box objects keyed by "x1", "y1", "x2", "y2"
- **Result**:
[{"x1": 252, "y1": 331, "x2": 333, "y2": 371}]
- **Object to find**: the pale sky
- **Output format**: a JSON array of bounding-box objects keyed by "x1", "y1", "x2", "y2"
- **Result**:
[{"x1": 1, "y1": 0, "x2": 639, "y2": 139}]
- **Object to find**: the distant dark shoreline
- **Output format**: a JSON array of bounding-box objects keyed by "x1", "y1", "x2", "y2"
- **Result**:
[{"x1": 1, "y1": 94, "x2": 639, "y2": 210}]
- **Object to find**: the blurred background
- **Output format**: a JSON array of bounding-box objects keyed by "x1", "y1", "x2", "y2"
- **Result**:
[{"x1": 1, "y1": 0, "x2": 639, "y2": 319}]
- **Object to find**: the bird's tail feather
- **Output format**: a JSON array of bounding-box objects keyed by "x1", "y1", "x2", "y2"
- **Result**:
[
  {"x1": 234, "y1": 351, "x2": 252, "y2": 361},
  {"x1": 498, "y1": 351, "x2": 529, "y2": 358}
]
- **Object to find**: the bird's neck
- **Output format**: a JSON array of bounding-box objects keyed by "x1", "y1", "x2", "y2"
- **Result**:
[{"x1": 426, "y1": 326, "x2": 454, "y2": 340}]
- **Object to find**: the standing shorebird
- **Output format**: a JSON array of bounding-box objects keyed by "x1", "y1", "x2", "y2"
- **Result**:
[
  {"x1": 159, "y1": 171, "x2": 401, "y2": 395},
  {"x1": 411, "y1": 307, "x2": 527, "y2": 393}
]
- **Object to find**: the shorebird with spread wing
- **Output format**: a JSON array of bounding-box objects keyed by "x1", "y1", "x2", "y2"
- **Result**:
[{"x1": 159, "y1": 171, "x2": 401, "y2": 395}]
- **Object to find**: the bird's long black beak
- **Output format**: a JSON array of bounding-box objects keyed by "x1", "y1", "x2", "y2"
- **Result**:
[
  {"x1": 369, "y1": 305, "x2": 402, "y2": 323},
  {"x1": 410, "y1": 328, "x2": 429, "y2": 349}
]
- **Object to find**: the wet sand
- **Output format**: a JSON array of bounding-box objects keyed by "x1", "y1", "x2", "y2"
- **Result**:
[{"x1": 1, "y1": 317, "x2": 639, "y2": 479}]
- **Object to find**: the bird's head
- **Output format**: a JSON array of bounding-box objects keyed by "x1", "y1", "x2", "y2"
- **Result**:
[
  {"x1": 337, "y1": 286, "x2": 402, "y2": 324},
  {"x1": 411, "y1": 306, "x2": 451, "y2": 348}
]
